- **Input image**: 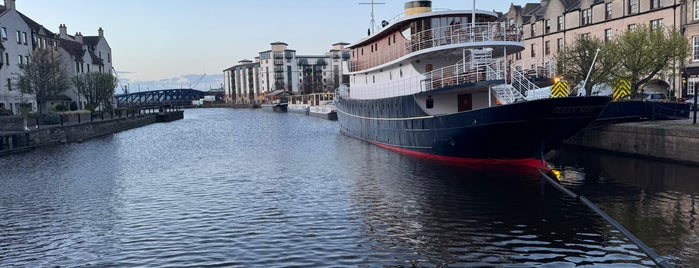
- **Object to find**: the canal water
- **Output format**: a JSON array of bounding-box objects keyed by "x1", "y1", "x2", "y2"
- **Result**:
[{"x1": 0, "y1": 108, "x2": 697, "y2": 267}]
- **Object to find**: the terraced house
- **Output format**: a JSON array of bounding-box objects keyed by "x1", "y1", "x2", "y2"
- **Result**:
[
  {"x1": 0, "y1": 0, "x2": 112, "y2": 114},
  {"x1": 505, "y1": 0, "x2": 699, "y2": 99}
]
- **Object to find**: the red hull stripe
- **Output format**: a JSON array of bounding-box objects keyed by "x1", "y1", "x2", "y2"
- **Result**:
[{"x1": 368, "y1": 140, "x2": 550, "y2": 171}]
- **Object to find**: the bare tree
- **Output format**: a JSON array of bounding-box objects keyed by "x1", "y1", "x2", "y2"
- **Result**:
[
  {"x1": 555, "y1": 35, "x2": 616, "y2": 95},
  {"x1": 74, "y1": 72, "x2": 118, "y2": 110},
  {"x1": 15, "y1": 48, "x2": 71, "y2": 115}
]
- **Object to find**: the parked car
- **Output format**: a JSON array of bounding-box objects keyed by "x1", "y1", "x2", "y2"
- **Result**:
[
  {"x1": 686, "y1": 98, "x2": 696, "y2": 111},
  {"x1": 640, "y1": 92, "x2": 668, "y2": 102}
]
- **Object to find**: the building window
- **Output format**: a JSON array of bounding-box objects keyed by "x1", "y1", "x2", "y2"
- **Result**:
[
  {"x1": 650, "y1": 19, "x2": 664, "y2": 30},
  {"x1": 530, "y1": 23, "x2": 536, "y2": 37},
  {"x1": 557, "y1": 38, "x2": 564, "y2": 51},
  {"x1": 4, "y1": 53, "x2": 8, "y2": 65},
  {"x1": 606, "y1": 3, "x2": 613, "y2": 20},
  {"x1": 581, "y1": 33, "x2": 591, "y2": 39},
  {"x1": 18, "y1": 55, "x2": 22, "y2": 65},
  {"x1": 545, "y1": 19, "x2": 551, "y2": 34},
  {"x1": 605, "y1": 29, "x2": 613, "y2": 42},
  {"x1": 545, "y1": 41, "x2": 550, "y2": 55},
  {"x1": 7, "y1": 78, "x2": 11, "y2": 91},
  {"x1": 15, "y1": 30, "x2": 20, "y2": 44},
  {"x1": 531, "y1": 44, "x2": 536, "y2": 57},
  {"x1": 582, "y1": 9, "x2": 591, "y2": 26},
  {"x1": 557, "y1": 16, "x2": 564, "y2": 31},
  {"x1": 628, "y1": 24, "x2": 637, "y2": 30},
  {"x1": 629, "y1": 0, "x2": 639, "y2": 14},
  {"x1": 24, "y1": 56, "x2": 28, "y2": 64},
  {"x1": 695, "y1": 1, "x2": 699, "y2": 20},
  {"x1": 693, "y1": 36, "x2": 699, "y2": 61},
  {"x1": 1, "y1": 27, "x2": 6, "y2": 40},
  {"x1": 689, "y1": 78, "x2": 698, "y2": 95},
  {"x1": 650, "y1": 0, "x2": 662, "y2": 9},
  {"x1": 22, "y1": 32, "x2": 27, "y2": 45}
]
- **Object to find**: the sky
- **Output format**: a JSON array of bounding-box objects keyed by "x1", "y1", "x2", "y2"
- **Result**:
[{"x1": 18, "y1": 0, "x2": 530, "y2": 92}]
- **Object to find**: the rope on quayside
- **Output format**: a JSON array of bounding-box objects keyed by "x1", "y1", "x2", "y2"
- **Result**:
[{"x1": 537, "y1": 169, "x2": 674, "y2": 268}]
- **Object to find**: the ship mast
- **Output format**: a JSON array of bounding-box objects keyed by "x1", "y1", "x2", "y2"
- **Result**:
[{"x1": 359, "y1": 0, "x2": 385, "y2": 34}]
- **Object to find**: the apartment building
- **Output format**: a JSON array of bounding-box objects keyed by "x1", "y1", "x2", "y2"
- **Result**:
[
  {"x1": 223, "y1": 42, "x2": 350, "y2": 104},
  {"x1": 504, "y1": 0, "x2": 696, "y2": 98}
]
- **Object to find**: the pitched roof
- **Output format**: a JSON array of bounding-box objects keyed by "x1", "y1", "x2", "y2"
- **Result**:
[
  {"x1": 60, "y1": 38, "x2": 85, "y2": 60},
  {"x1": 17, "y1": 11, "x2": 55, "y2": 36},
  {"x1": 83, "y1": 36, "x2": 100, "y2": 47},
  {"x1": 88, "y1": 50, "x2": 103, "y2": 65}
]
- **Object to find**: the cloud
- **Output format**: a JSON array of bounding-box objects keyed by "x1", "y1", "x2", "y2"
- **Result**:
[{"x1": 118, "y1": 73, "x2": 223, "y2": 94}]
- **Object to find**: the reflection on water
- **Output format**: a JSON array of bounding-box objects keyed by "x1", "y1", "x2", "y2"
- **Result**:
[
  {"x1": 548, "y1": 148, "x2": 699, "y2": 267},
  {"x1": 0, "y1": 108, "x2": 694, "y2": 267}
]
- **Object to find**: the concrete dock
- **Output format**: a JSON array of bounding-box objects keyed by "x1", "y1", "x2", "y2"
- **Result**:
[{"x1": 564, "y1": 118, "x2": 699, "y2": 165}]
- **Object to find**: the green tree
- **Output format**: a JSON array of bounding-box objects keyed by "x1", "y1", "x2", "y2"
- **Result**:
[
  {"x1": 555, "y1": 35, "x2": 617, "y2": 95},
  {"x1": 74, "y1": 72, "x2": 118, "y2": 110},
  {"x1": 607, "y1": 25, "x2": 689, "y2": 95},
  {"x1": 16, "y1": 48, "x2": 72, "y2": 115}
]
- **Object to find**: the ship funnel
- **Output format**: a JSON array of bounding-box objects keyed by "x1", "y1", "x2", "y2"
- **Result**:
[{"x1": 405, "y1": 1, "x2": 431, "y2": 16}]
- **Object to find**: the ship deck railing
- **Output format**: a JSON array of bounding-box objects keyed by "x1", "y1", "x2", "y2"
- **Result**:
[
  {"x1": 349, "y1": 22, "x2": 522, "y2": 73},
  {"x1": 422, "y1": 57, "x2": 507, "y2": 91},
  {"x1": 339, "y1": 57, "x2": 509, "y2": 100}
]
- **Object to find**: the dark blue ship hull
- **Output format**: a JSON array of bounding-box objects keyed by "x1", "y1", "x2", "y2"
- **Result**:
[{"x1": 335, "y1": 94, "x2": 611, "y2": 167}]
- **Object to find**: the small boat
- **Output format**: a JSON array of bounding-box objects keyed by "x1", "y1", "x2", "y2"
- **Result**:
[
  {"x1": 261, "y1": 90, "x2": 291, "y2": 113},
  {"x1": 334, "y1": 0, "x2": 611, "y2": 170},
  {"x1": 308, "y1": 93, "x2": 338, "y2": 120},
  {"x1": 310, "y1": 103, "x2": 337, "y2": 120},
  {"x1": 287, "y1": 95, "x2": 310, "y2": 115}
]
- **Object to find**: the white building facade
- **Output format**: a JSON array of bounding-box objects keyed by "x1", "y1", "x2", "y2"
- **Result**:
[
  {"x1": 0, "y1": 0, "x2": 112, "y2": 114},
  {"x1": 223, "y1": 42, "x2": 351, "y2": 104},
  {"x1": 0, "y1": 0, "x2": 34, "y2": 115}
]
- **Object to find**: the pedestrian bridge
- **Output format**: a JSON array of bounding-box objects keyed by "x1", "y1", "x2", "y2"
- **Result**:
[{"x1": 115, "y1": 88, "x2": 207, "y2": 107}]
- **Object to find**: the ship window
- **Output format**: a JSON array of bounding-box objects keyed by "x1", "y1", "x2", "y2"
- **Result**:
[
  {"x1": 400, "y1": 69, "x2": 403, "y2": 78},
  {"x1": 373, "y1": 76, "x2": 375, "y2": 83},
  {"x1": 390, "y1": 72, "x2": 392, "y2": 80},
  {"x1": 426, "y1": 96, "x2": 434, "y2": 109}
]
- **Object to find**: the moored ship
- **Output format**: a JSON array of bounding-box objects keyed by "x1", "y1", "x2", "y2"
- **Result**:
[{"x1": 334, "y1": 1, "x2": 611, "y2": 170}]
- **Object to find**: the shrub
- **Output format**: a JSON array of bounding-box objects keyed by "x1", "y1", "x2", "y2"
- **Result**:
[
  {"x1": 53, "y1": 104, "x2": 68, "y2": 112},
  {"x1": 85, "y1": 103, "x2": 96, "y2": 112},
  {"x1": 39, "y1": 111, "x2": 60, "y2": 125},
  {"x1": 70, "y1": 101, "x2": 78, "y2": 111}
]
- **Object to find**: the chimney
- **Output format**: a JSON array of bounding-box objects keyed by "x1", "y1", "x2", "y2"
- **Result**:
[
  {"x1": 75, "y1": 32, "x2": 83, "y2": 43},
  {"x1": 59, "y1": 24, "x2": 67, "y2": 37},
  {"x1": 98, "y1": 27, "x2": 103, "y2": 37},
  {"x1": 4, "y1": 0, "x2": 15, "y2": 10}
]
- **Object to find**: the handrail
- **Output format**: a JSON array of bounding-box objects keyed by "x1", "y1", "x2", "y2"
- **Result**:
[
  {"x1": 349, "y1": 22, "x2": 522, "y2": 72},
  {"x1": 510, "y1": 66, "x2": 541, "y2": 99},
  {"x1": 422, "y1": 54, "x2": 505, "y2": 91}
]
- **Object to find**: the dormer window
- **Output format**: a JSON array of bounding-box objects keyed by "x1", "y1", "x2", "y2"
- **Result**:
[{"x1": 0, "y1": 28, "x2": 6, "y2": 40}]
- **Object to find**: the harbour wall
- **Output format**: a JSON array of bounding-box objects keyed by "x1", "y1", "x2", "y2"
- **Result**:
[
  {"x1": 0, "y1": 113, "x2": 167, "y2": 155},
  {"x1": 564, "y1": 120, "x2": 699, "y2": 165}
]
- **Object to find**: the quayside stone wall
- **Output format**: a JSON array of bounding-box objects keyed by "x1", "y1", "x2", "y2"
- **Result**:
[
  {"x1": 0, "y1": 114, "x2": 157, "y2": 154},
  {"x1": 565, "y1": 123, "x2": 699, "y2": 165}
]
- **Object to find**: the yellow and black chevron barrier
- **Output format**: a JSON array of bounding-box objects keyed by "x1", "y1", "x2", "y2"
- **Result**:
[
  {"x1": 551, "y1": 81, "x2": 569, "y2": 98},
  {"x1": 612, "y1": 78, "x2": 630, "y2": 100}
]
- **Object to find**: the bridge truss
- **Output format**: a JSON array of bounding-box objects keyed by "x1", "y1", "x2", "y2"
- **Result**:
[{"x1": 115, "y1": 88, "x2": 207, "y2": 107}]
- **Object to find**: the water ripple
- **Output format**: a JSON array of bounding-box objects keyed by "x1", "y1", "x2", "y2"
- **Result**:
[{"x1": 0, "y1": 109, "x2": 696, "y2": 267}]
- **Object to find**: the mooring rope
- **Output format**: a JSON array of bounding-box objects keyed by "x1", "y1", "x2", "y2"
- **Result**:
[{"x1": 537, "y1": 169, "x2": 673, "y2": 268}]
